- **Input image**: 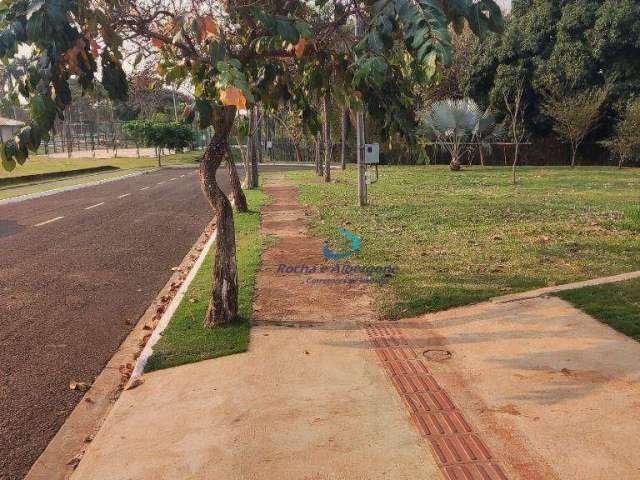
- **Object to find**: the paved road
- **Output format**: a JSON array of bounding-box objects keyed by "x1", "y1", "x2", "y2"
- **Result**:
[{"x1": 0, "y1": 165, "x2": 307, "y2": 480}]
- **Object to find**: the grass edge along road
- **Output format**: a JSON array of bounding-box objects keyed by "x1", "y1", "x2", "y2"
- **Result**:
[
  {"x1": 556, "y1": 278, "x2": 640, "y2": 342},
  {"x1": 0, "y1": 151, "x2": 202, "y2": 181},
  {"x1": 145, "y1": 188, "x2": 271, "y2": 372},
  {"x1": 288, "y1": 165, "x2": 640, "y2": 320}
]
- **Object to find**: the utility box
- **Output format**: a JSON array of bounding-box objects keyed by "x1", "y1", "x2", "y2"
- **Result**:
[{"x1": 364, "y1": 143, "x2": 380, "y2": 165}]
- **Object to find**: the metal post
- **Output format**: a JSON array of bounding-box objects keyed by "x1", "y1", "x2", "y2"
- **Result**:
[{"x1": 355, "y1": 14, "x2": 368, "y2": 206}]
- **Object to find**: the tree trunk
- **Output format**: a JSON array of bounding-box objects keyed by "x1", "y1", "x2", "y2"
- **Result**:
[
  {"x1": 294, "y1": 143, "x2": 302, "y2": 163},
  {"x1": 479, "y1": 147, "x2": 485, "y2": 167},
  {"x1": 256, "y1": 111, "x2": 263, "y2": 165},
  {"x1": 201, "y1": 106, "x2": 239, "y2": 326},
  {"x1": 341, "y1": 107, "x2": 347, "y2": 170},
  {"x1": 315, "y1": 133, "x2": 322, "y2": 176},
  {"x1": 157, "y1": 147, "x2": 162, "y2": 167},
  {"x1": 512, "y1": 142, "x2": 520, "y2": 184},
  {"x1": 66, "y1": 122, "x2": 72, "y2": 159},
  {"x1": 449, "y1": 156, "x2": 462, "y2": 171},
  {"x1": 245, "y1": 106, "x2": 260, "y2": 189},
  {"x1": 570, "y1": 145, "x2": 577, "y2": 168},
  {"x1": 322, "y1": 95, "x2": 331, "y2": 183},
  {"x1": 245, "y1": 110, "x2": 255, "y2": 188},
  {"x1": 225, "y1": 147, "x2": 248, "y2": 212}
]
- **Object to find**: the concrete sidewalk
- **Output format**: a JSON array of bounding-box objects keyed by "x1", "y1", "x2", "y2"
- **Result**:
[
  {"x1": 398, "y1": 295, "x2": 640, "y2": 479},
  {"x1": 72, "y1": 324, "x2": 442, "y2": 480}
]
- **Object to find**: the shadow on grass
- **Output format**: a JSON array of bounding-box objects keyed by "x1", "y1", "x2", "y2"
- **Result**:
[{"x1": 145, "y1": 189, "x2": 271, "y2": 373}]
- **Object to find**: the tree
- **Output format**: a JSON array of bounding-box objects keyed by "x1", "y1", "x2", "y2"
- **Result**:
[
  {"x1": 602, "y1": 99, "x2": 640, "y2": 168},
  {"x1": 461, "y1": 0, "x2": 640, "y2": 136},
  {"x1": 421, "y1": 98, "x2": 483, "y2": 171},
  {"x1": 503, "y1": 81, "x2": 526, "y2": 183},
  {"x1": 0, "y1": 0, "x2": 503, "y2": 326},
  {"x1": 123, "y1": 119, "x2": 195, "y2": 166},
  {"x1": 542, "y1": 86, "x2": 609, "y2": 167}
]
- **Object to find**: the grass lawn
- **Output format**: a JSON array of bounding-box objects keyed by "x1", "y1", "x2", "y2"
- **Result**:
[
  {"x1": 556, "y1": 278, "x2": 640, "y2": 341},
  {"x1": 0, "y1": 151, "x2": 202, "y2": 180},
  {"x1": 145, "y1": 188, "x2": 271, "y2": 372},
  {"x1": 288, "y1": 165, "x2": 640, "y2": 319}
]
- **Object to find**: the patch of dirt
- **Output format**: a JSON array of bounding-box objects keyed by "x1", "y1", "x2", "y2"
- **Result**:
[{"x1": 254, "y1": 177, "x2": 377, "y2": 323}]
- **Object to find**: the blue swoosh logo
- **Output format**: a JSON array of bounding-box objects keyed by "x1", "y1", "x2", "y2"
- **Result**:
[{"x1": 323, "y1": 228, "x2": 361, "y2": 261}]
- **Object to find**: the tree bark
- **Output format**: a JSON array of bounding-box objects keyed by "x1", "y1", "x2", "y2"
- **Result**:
[
  {"x1": 512, "y1": 142, "x2": 520, "y2": 184},
  {"x1": 245, "y1": 106, "x2": 260, "y2": 188},
  {"x1": 341, "y1": 107, "x2": 347, "y2": 170},
  {"x1": 450, "y1": 156, "x2": 462, "y2": 171},
  {"x1": 245, "y1": 109, "x2": 255, "y2": 188},
  {"x1": 315, "y1": 133, "x2": 322, "y2": 176},
  {"x1": 479, "y1": 147, "x2": 485, "y2": 167},
  {"x1": 225, "y1": 146, "x2": 248, "y2": 212},
  {"x1": 201, "y1": 106, "x2": 239, "y2": 326},
  {"x1": 322, "y1": 95, "x2": 331, "y2": 183},
  {"x1": 570, "y1": 145, "x2": 577, "y2": 168}
]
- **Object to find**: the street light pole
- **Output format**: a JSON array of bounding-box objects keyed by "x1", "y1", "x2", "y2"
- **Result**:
[{"x1": 355, "y1": 13, "x2": 368, "y2": 207}]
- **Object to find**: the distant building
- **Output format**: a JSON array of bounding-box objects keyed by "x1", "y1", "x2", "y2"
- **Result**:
[{"x1": 0, "y1": 117, "x2": 24, "y2": 143}]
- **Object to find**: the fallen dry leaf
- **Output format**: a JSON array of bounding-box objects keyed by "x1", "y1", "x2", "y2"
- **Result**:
[
  {"x1": 126, "y1": 378, "x2": 145, "y2": 391},
  {"x1": 69, "y1": 381, "x2": 91, "y2": 392}
]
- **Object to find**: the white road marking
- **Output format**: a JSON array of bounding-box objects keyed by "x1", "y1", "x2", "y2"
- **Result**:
[
  {"x1": 158, "y1": 181, "x2": 166, "y2": 185},
  {"x1": 140, "y1": 186, "x2": 150, "y2": 191},
  {"x1": 118, "y1": 193, "x2": 131, "y2": 199},
  {"x1": 34, "y1": 216, "x2": 64, "y2": 227},
  {"x1": 180, "y1": 174, "x2": 185, "y2": 178},
  {"x1": 85, "y1": 202, "x2": 105, "y2": 210},
  {"x1": 168, "y1": 177, "x2": 177, "y2": 181}
]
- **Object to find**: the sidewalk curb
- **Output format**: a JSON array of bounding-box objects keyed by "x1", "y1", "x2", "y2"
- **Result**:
[
  {"x1": 24, "y1": 220, "x2": 217, "y2": 480},
  {"x1": 130, "y1": 228, "x2": 218, "y2": 379},
  {"x1": 491, "y1": 270, "x2": 640, "y2": 304}
]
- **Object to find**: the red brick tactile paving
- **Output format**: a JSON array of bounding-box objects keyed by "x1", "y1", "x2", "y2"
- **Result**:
[{"x1": 365, "y1": 322, "x2": 509, "y2": 480}]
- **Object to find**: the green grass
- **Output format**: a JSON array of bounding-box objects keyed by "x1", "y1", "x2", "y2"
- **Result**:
[
  {"x1": 0, "y1": 151, "x2": 202, "y2": 180},
  {"x1": 556, "y1": 278, "x2": 640, "y2": 341},
  {"x1": 0, "y1": 169, "x2": 143, "y2": 201},
  {"x1": 145, "y1": 188, "x2": 271, "y2": 372},
  {"x1": 288, "y1": 165, "x2": 640, "y2": 319}
]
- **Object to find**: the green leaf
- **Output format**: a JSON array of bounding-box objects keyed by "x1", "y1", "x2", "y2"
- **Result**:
[{"x1": 195, "y1": 99, "x2": 213, "y2": 129}]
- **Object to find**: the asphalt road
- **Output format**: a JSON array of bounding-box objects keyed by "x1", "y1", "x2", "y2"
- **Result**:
[{"x1": 0, "y1": 164, "x2": 308, "y2": 480}]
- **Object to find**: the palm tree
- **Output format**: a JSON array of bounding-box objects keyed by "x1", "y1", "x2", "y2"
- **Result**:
[{"x1": 421, "y1": 98, "x2": 482, "y2": 170}]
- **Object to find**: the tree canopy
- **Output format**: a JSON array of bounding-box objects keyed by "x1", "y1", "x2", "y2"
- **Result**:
[
  {"x1": 460, "y1": 0, "x2": 640, "y2": 135},
  {"x1": 0, "y1": 0, "x2": 504, "y2": 170}
]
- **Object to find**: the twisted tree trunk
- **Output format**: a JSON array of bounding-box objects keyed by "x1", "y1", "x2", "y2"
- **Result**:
[
  {"x1": 225, "y1": 146, "x2": 248, "y2": 212},
  {"x1": 201, "y1": 106, "x2": 239, "y2": 326}
]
